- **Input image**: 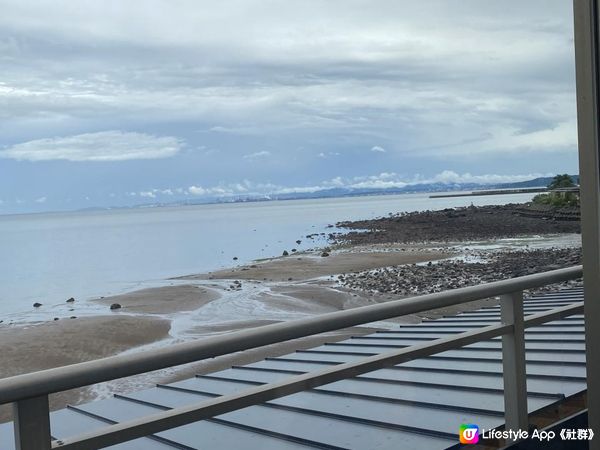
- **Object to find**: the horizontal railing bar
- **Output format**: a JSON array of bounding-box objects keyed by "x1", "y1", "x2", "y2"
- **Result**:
[
  {"x1": 0, "y1": 265, "x2": 582, "y2": 405},
  {"x1": 254, "y1": 357, "x2": 588, "y2": 380},
  {"x1": 206, "y1": 369, "x2": 565, "y2": 399},
  {"x1": 524, "y1": 303, "x2": 584, "y2": 328},
  {"x1": 52, "y1": 323, "x2": 511, "y2": 449}
]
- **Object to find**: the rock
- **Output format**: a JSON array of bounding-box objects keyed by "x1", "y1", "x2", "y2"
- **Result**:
[
  {"x1": 296, "y1": 240, "x2": 302, "y2": 245},
  {"x1": 321, "y1": 252, "x2": 330, "y2": 257},
  {"x1": 291, "y1": 248, "x2": 297, "y2": 252},
  {"x1": 110, "y1": 303, "x2": 122, "y2": 310},
  {"x1": 53, "y1": 317, "x2": 59, "y2": 321},
  {"x1": 233, "y1": 256, "x2": 238, "y2": 261},
  {"x1": 66, "y1": 297, "x2": 75, "y2": 303},
  {"x1": 282, "y1": 250, "x2": 289, "y2": 256},
  {"x1": 33, "y1": 302, "x2": 42, "y2": 308},
  {"x1": 70, "y1": 316, "x2": 77, "y2": 319}
]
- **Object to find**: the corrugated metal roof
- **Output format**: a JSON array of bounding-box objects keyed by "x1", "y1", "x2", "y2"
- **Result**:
[{"x1": 0, "y1": 287, "x2": 587, "y2": 449}]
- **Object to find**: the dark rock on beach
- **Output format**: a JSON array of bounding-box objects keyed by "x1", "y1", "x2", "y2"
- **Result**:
[
  {"x1": 334, "y1": 204, "x2": 580, "y2": 246},
  {"x1": 33, "y1": 302, "x2": 42, "y2": 308},
  {"x1": 109, "y1": 303, "x2": 122, "y2": 310},
  {"x1": 66, "y1": 297, "x2": 75, "y2": 303},
  {"x1": 341, "y1": 247, "x2": 582, "y2": 296}
]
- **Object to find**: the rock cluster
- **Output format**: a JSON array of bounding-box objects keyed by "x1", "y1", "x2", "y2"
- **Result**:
[
  {"x1": 334, "y1": 204, "x2": 581, "y2": 246},
  {"x1": 339, "y1": 248, "x2": 582, "y2": 296}
]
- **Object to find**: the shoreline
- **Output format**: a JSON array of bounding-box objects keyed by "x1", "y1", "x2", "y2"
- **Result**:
[
  {"x1": 0, "y1": 315, "x2": 171, "y2": 423},
  {"x1": 0, "y1": 203, "x2": 584, "y2": 422}
]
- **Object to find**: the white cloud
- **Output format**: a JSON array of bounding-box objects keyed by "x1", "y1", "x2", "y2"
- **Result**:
[
  {"x1": 139, "y1": 191, "x2": 156, "y2": 198},
  {"x1": 0, "y1": 131, "x2": 184, "y2": 162},
  {"x1": 371, "y1": 145, "x2": 386, "y2": 153},
  {"x1": 188, "y1": 185, "x2": 206, "y2": 196},
  {"x1": 35, "y1": 196, "x2": 47, "y2": 203},
  {"x1": 427, "y1": 170, "x2": 550, "y2": 185},
  {"x1": 243, "y1": 150, "x2": 271, "y2": 159}
]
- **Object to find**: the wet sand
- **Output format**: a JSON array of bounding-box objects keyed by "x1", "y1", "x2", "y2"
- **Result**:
[
  {"x1": 0, "y1": 315, "x2": 170, "y2": 423},
  {"x1": 97, "y1": 284, "x2": 221, "y2": 314},
  {"x1": 184, "y1": 249, "x2": 453, "y2": 282}
]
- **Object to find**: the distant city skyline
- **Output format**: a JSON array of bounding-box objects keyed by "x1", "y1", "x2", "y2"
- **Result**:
[{"x1": 0, "y1": 1, "x2": 579, "y2": 214}]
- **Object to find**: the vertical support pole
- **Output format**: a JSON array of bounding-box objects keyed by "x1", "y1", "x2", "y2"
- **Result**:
[
  {"x1": 574, "y1": 1, "x2": 600, "y2": 448},
  {"x1": 13, "y1": 396, "x2": 51, "y2": 450},
  {"x1": 501, "y1": 291, "x2": 528, "y2": 436}
]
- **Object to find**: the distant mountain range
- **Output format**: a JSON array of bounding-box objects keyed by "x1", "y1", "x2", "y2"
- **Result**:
[{"x1": 124, "y1": 175, "x2": 579, "y2": 210}]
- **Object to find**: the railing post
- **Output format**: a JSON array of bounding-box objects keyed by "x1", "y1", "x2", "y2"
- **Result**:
[
  {"x1": 13, "y1": 395, "x2": 52, "y2": 450},
  {"x1": 574, "y1": 2, "x2": 600, "y2": 449},
  {"x1": 500, "y1": 291, "x2": 528, "y2": 437}
]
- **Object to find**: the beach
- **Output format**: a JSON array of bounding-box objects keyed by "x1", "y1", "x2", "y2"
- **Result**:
[{"x1": 0, "y1": 202, "x2": 582, "y2": 423}]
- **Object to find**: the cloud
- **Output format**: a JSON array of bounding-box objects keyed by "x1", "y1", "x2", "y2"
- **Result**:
[
  {"x1": 0, "y1": 131, "x2": 184, "y2": 162},
  {"x1": 317, "y1": 151, "x2": 341, "y2": 159},
  {"x1": 139, "y1": 191, "x2": 156, "y2": 198},
  {"x1": 371, "y1": 146, "x2": 386, "y2": 153},
  {"x1": 427, "y1": 170, "x2": 551, "y2": 185},
  {"x1": 243, "y1": 150, "x2": 271, "y2": 159},
  {"x1": 35, "y1": 196, "x2": 47, "y2": 203},
  {"x1": 188, "y1": 185, "x2": 206, "y2": 196}
]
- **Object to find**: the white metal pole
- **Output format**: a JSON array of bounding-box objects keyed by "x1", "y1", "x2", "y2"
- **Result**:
[
  {"x1": 573, "y1": 1, "x2": 600, "y2": 448},
  {"x1": 500, "y1": 291, "x2": 528, "y2": 436}
]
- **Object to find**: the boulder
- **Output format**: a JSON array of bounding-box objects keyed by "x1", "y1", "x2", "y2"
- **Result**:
[{"x1": 110, "y1": 303, "x2": 122, "y2": 310}]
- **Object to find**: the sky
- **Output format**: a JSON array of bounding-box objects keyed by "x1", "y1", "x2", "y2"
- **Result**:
[{"x1": 0, "y1": 0, "x2": 579, "y2": 214}]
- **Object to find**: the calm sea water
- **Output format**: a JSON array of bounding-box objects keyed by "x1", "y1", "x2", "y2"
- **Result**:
[{"x1": 0, "y1": 192, "x2": 536, "y2": 317}]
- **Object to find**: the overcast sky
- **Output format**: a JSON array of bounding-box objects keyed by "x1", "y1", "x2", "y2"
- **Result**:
[{"x1": 0, "y1": 0, "x2": 579, "y2": 214}]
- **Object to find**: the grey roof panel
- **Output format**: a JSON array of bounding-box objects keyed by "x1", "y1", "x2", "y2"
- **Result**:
[
  {"x1": 272, "y1": 352, "x2": 586, "y2": 378},
  {"x1": 160, "y1": 377, "x2": 503, "y2": 436},
  {"x1": 201, "y1": 369, "x2": 559, "y2": 413},
  {"x1": 245, "y1": 359, "x2": 587, "y2": 395},
  {"x1": 76, "y1": 396, "x2": 323, "y2": 450},
  {"x1": 312, "y1": 344, "x2": 586, "y2": 363},
  {"x1": 122, "y1": 386, "x2": 455, "y2": 450},
  {"x1": 373, "y1": 331, "x2": 586, "y2": 341},
  {"x1": 345, "y1": 337, "x2": 586, "y2": 351}
]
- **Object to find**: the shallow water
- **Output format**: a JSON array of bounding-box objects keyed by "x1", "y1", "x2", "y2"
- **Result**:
[{"x1": 0, "y1": 191, "x2": 537, "y2": 318}]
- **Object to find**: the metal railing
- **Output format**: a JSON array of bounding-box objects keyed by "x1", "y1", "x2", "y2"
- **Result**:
[{"x1": 0, "y1": 265, "x2": 584, "y2": 450}]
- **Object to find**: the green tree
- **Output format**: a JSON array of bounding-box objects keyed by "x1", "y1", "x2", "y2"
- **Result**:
[
  {"x1": 548, "y1": 174, "x2": 575, "y2": 190},
  {"x1": 532, "y1": 174, "x2": 578, "y2": 208}
]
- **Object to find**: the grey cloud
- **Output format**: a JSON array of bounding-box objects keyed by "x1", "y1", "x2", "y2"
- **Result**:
[
  {"x1": 0, "y1": 131, "x2": 183, "y2": 162},
  {"x1": 0, "y1": 0, "x2": 578, "y2": 202}
]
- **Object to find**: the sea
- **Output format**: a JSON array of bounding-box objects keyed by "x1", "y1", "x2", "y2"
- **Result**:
[{"x1": 0, "y1": 191, "x2": 541, "y2": 320}]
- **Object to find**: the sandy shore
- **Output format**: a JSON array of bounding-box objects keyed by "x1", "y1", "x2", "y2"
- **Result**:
[
  {"x1": 97, "y1": 284, "x2": 221, "y2": 314},
  {"x1": 0, "y1": 315, "x2": 170, "y2": 423},
  {"x1": 0, "y1": 247, "x2": 458, "y2": 424},
  {"x1": 183, "y1": 249, "x2": 452, "y2": 282}
]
